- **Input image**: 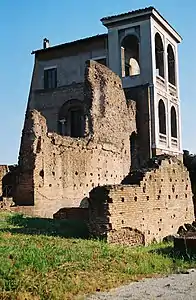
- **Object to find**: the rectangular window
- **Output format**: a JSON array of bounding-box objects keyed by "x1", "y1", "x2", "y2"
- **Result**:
[{"x1": 44, "y1": 68, "x2": 57, "y2": 89}]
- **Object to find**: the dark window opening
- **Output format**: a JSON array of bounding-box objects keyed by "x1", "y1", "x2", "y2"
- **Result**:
[
  {"x1": 44, "y1": 68, "x2": 57, "y2": 89},
  {"x1": 167, "y1": 44, "x2": 176, "y2": 86},
  {"x1": 58, "y1": 100, "x2": 85, "y2": 138},
  {"x1": 155, "y1": 33, "x2": 164, "y2": 78},
  {"x1": 95, "y1": 58, "x2": 107, "y2": 66},
  {"x1": 158, "y1": 99, "x2": 166, "y2": 135},
  {"x1": 171, "y1": 106, "x2": 177, "y2": 138},
  {"x1": 70, "y1": 109, "x2": 84, "y2": 137}
]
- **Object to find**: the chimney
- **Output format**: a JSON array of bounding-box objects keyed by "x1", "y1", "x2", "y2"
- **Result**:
[{"x1": 43, "y1": 38, "x2": 50, "y2": 49}]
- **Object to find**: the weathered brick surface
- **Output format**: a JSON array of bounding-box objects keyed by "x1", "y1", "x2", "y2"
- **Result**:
[
  {"x1": 14, "y1": 61, "x2": 135, "y2": 217},
  {"x1": 88, "y1": 157, "x2": 194, "y2": 245}
]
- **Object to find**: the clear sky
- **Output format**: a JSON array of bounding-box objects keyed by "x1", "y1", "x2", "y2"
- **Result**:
[{"x1": 0, "y1": 0, "x2": 196, "y2": 164}]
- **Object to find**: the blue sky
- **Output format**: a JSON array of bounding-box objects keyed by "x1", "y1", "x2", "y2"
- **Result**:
[{"x1": 0, "y1": 0, "x2": 196, "y2": 164}]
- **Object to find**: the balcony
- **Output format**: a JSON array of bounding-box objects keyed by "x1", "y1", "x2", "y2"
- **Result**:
[
  {"x1": 171, "y1": 137, "x2": 178, "y2": 148},
  {"x1": 159, "y1": 133, "x2": 167, "y2": 145},
  {"x1": 156, "y1": 73, "x2": 165, "y2": 89},
  {"x1": 169, "y1": 83, "x2": 177, "y2": 97}
]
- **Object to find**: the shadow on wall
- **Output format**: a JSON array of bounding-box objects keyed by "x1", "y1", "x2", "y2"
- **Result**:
[
  {"x1": 2, "y1": 213, "x2": 89, "y2": 239},
  {"x1": 1, "y1": 165, "x2": 18, "y2": 198},
  {"x1": 183, "y1": 150, "x2": 196, "y2": 217}
]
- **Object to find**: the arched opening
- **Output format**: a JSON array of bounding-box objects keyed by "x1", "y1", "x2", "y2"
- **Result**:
[
  {"x1": 155, "y1": 33, "x2": 164, "y2": 78},
  {"x1": 167, "y1": 44, "x2": 176, "y2": 86},
  {"x1": 158, "y1": 100, "x2": 166, "y2": 135},
  {"x1": 171, "y1": 106, "x2": 177, "y2": 138},
  {"x1": 121, "y1": 35, "x2": 140, "y2": 77},
  {"x1": 58, "y1": 100, "x2": 85, "y2": 138}
]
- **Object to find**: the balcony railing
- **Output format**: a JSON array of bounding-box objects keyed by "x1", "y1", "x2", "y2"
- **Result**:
[
  {"x1": 171, "y1": 137, "x2": 178, "y2": 148},
  {"x1": 169, "y1": 83, "x2": 177, "y2": 97},
  {"x1": 159, "y1": 133, "x2": 167, "y2": 144},
  {"x1": 156, "y1": 74, "x2": 165, "y2": 89}
]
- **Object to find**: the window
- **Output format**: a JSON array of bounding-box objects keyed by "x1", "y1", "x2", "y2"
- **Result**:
[
  {"x1": 121, "y1": 34, "x2": 140, "y2": 77},
  {"x1": 171, "y1": 106, "x2": 177, "y2": 138},
  {"x1": 155, "y1": 33, "x2": 164, "y2": 78},
  {"x1": 44, "y1": 68, "x2": 57, "y2": 89},
  {"x1": 70, "y1": 109, "x2": 84, "y2": 137},
  {"x1": 167, "y1": 44, "x2": 176, "y2": 86},
  {"x1": 58, "y1": 99, "x2": 85, "y2": 138},
  {"x1": 158, "y1": 100, "x2": 166, "y2": 135}
]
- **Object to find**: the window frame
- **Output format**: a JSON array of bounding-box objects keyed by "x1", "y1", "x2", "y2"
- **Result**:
[{"x1": 44, "y1": 66, "x2": 57, "y2": 89}]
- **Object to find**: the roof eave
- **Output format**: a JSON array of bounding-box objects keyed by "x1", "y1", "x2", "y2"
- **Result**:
[
  {"x1": 101, "y1": 10, "x2": 152, "y2": 26},
  {"x1": 101, "y1": 7, "x2": 182, "y2": 43},
  {"x1": 152, "y1": 9, "x2": 182, "y2": 43},
  {"x1": 31, "y1": 33, "x2": 108, "y2": 55}
]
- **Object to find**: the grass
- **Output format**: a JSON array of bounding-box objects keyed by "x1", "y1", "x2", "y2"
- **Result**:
[{"x1": 0, "y1": 212, "x2": 196, "y2": 300}]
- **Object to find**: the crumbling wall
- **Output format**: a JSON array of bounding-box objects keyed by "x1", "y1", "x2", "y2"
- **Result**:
[
  {"x1": 88, "y1": 157, "x2": 194, "y2": 245},
  {"x1": 14, "y1": 61, "x2": 135, "y2": 217},
  {"x1": 0, "y1": 166, "x2": 8, "y2": 196}
]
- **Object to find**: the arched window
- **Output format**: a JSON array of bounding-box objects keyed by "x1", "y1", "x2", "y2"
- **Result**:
[
  {"x1": 167, "y1": 44, "x2": 176, "y2": 86},
  {"x1": 158, "y1": 100, "x2": 166, "y2": 135},
  {"x1": 121, "y1": 35, "x2": 140, "y2": 77},
  {"x1": 58, "y1": 99, "x2": 85, "y2": 138},
  {"x1": 171, "y1": 106, "x2": 177, "y2": 138},
  {"x1": 155, "y1": 33, "x2": 164, "y2": 78}
]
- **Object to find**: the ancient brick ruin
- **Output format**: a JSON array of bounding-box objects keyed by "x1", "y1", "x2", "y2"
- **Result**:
[
  {"x1": 0, "y1": 7, "x2": 195, "y2": 245},
  {"x1": 13, "y1": 61, "x2": 135, "y2": 217},
  {"x1": 88, "y1": 156, "x2": 194, "y2": 245}
]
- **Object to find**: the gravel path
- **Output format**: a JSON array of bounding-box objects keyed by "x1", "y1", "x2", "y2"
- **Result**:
[{"x1": 86, "y1": 269, "x2": 196, "y2": 300}]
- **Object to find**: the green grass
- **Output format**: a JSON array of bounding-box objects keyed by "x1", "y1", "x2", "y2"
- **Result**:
[{"x1": 0, "y1": 212, "x2": 195, "y2": 300}]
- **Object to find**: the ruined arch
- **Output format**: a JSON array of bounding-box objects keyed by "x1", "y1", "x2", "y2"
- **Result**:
[
  {"x1": 158, "y1": 99, "x2": 166, "y2": 135},
  {"x1": 167, "y1": 44, "x2": 176, "y2": 86},
  {"x1": 58, "y1": 99, "x2": 85, "y2": 137},
  {"x1": 155, "y1": 33, "x2": 164, "y2": 78},
  {"x1": 121, "y1": 34, "x2": 140, "y2": 77},
  {"x1": 171, "y1": 106, "x2": 177, "y2": 138}
]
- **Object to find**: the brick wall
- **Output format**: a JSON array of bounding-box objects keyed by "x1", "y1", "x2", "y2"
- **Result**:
[
  {"x1": 14, "y1": 61, "x2": 136, "y2": 217},
  {"x1": 88, "y1": 156, "x2": 195, "y2": 245}
]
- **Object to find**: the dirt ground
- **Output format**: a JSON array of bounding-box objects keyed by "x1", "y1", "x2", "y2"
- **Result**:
[{"x1": 86, "y1": 269, "x2": 196, "y2": 300}]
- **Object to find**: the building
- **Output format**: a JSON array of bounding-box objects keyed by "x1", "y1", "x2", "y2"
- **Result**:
[
  {"x1": 29, "y1": 6, "x2": 182, "y2": 167},
  {"x1": 0, "y1": 6, "x2": 194, "y2": 245},
  {"x1": 0, "y1": 7, "x2": 188, "y2": 226}
]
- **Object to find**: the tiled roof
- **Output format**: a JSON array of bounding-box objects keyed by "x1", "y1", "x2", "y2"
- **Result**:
[
  {"x1": 32, "y1": 33, "x2": 107, "y2": 54},
  {"x1": 101, "y1": 6, "x2": 154, "y2": 22}
]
